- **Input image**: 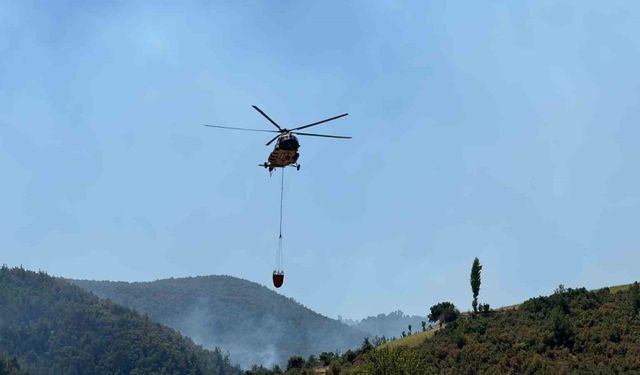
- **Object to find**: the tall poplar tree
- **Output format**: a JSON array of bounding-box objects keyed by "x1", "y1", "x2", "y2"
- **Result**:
[{"x1": 471, "y1": 257, "x2": 482, "y2": 313}]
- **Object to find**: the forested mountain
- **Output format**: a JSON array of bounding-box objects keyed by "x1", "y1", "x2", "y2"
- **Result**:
[
  {"x1": 343, "y1": 310, "x2": 428, "y2": 339},
  {"x1": 256, "y1": 283, "x2": 640, "y2": 374},
  {"x1": 0, "y1": 266, "x2": 240, "y2": 375},
  {"x1": 71, "y1": 276, "x2": 366, "y2": 368}
]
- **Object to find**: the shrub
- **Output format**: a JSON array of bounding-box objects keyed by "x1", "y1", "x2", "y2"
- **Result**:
[{"x1": 428, "y1": 302, "x2": 460, "y2": 326}]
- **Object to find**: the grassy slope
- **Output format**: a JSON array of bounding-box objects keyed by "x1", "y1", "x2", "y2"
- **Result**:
[
  {"x1": 608, "y1": 283, "x2": 632, "y2": 294},
  {"x1": 377, "y1": 326, "x2": 441, "y2": 350}
]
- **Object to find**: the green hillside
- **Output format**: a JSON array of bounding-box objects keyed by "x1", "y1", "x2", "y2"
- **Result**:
[
  {"x1": 248, "y1": 283, "x2": 640, "y2": 374},
  {"x1": 351, "y1": 284, "x2": 640, "y2": 374},
  {"x1": 71, "y1": 276, "x2": 366, "y2": 368},
  {"x1": 0, "y1": 266, "x2": 240, "y2": 375},
  {"x1": 377, "y1": 282, "x2": 637, "y2": 352}
]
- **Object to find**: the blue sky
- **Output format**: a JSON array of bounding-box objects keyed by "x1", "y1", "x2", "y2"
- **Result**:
[{"x1": 1, "y1": 1, "x2": 639, "y2": 319}]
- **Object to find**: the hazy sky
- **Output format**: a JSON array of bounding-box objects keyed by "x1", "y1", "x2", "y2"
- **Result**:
[{"x1": 1, "y1": 1, "x2": 639, "y2": 319}]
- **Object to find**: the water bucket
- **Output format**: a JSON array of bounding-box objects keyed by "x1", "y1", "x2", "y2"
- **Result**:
[{"x1": 272, "y1": 271, "x2": 284, "y2": 288}]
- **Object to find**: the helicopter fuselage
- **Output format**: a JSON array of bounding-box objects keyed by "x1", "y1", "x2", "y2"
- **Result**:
[{"x1": 262, "y1": 133, "x2": 300, "y2": 171}]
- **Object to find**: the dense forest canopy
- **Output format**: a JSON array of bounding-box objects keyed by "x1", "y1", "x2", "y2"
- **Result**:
[
  {"x1": 0, "y1": 266, "x2": 240, "y2": 375},
  {"x1": 71, "y1": 276, "x2": 366, "y2": 368},
  {"x1": 0, "y1": 353, "x2": 27, "y2": 375}
]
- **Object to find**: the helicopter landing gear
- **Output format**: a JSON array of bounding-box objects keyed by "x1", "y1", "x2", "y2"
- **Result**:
[
  {"x1": 259, "y1": 163, "x2": 276, "y2": 176},
  {"x1": 293, "y1": 153, "x2": 300, "y2": 171},
  {"x1": 259, "y1": 163, "x2": 274, "y2": 171}
]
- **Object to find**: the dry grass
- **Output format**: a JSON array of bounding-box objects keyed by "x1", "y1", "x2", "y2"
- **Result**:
[
  {"x1": 377, "y1": 325, "x2": 442, "y2": 350},
  {"x1": 606, "y1": 283, "x2": 634, "y2": 294}
]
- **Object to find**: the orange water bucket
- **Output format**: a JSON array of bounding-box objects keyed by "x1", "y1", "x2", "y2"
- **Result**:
[{"x1": 273, "y1": 271, "x2": 284, "y2": 288}]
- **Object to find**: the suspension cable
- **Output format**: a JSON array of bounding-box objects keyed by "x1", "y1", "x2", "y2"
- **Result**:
[
  {"x1": 279, "y1": 167, "x2": 284, "y2": 239},
  {"x1": 276, "y1": 168, "x2": 285, "y2": 271}
]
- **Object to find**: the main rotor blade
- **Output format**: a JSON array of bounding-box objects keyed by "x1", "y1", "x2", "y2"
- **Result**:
[
  {"x1": 291, "y1": 113, "x2": 348, "y2": 131},
  {"x1": 252, "y1": 105, "x2": 283, "y2": 131},
  {"x1": 293, "y1": 132, "x2": 351, "y2": 139},
  {"x1": 265, "y1": 134, "x2": 281, "y2": 146},
  {"x1": 204, "y1": 125, "x2": 279, "y2": 133}
]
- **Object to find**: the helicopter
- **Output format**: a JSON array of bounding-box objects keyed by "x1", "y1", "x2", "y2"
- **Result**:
[{"x1": 205, "y1": 105, "x2": 350, "y2": 173}]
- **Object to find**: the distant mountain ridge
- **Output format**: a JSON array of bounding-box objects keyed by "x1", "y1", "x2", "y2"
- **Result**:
[
  {"x1": 71, "y1": 275, "x2": 367, "y2": 368},
  {"x1": 342, "y1": 310, "x2": 429, "y2": 339},
  {"x1": 0, "y1": 266, "x2": 240, "y2": 375}
]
